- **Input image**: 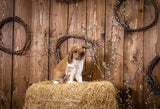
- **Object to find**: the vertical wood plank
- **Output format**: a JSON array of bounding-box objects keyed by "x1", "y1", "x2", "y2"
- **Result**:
[
  {"x1": 12, "y1": 0, "x2": 32, "y2": 109},
  {"x1": 124, "y1": 0, "x2": 144, "y2": 108},
  {"x1": 68, "y1": 0, "x2": 86, "y2": 48},
  {"x1": 105, "y1": 0, "x2": 124, "y2": 91},
  {"x1": 144, "y1": 0, "x2": 160, "y2": 108},
  {"x1": 49, "y1": 0, "x2": 68, "y2": 80},
  {"x1": 87, "y1": 0, "x2": 105, "y2": 80},
  {"x1": 13, "y1": 0, "x2": 49, "y2": 108},
  {"x1": 29, "y1": 0, "x2": 49, "y2": 83},
  {"x1": 0, "y1": 0, "x2": 13, "y2": 109},
  {"x1": 105, "y1": 0, "x2": 113, "y2": 82}
]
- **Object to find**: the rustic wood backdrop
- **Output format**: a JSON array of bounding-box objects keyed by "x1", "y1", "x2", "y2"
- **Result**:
[{"x1": 0, "y1": 0, "x2": 160, "y2": 109}]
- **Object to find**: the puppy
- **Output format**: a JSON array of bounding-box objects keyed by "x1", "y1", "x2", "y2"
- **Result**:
[{"x1": 52, "y1": 44, "x2": 89, "y2": 83}]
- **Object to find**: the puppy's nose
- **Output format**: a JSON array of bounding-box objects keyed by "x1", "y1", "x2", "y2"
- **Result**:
[{"x1": 80, "y1": 52, "x2": 85, "y2": 57}]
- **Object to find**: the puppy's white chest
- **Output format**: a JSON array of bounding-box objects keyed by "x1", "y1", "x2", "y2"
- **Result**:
[
  {"x1": 66, "y1": 59, "x2": 84, "y2": 74},
  {"x1": 66, "y1": 59, "x2": 84, "y2": 83},
  {"x1": 73, "y1": 59, "x2": 84, "y2": 67},
  {"x1": 68, "y1": 59, "x2": 83, "y2": 69}
]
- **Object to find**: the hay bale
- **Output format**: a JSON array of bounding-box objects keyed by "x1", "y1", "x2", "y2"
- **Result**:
[{"x1": 24, "y1": 81, "x2": 119, "y2": 109}]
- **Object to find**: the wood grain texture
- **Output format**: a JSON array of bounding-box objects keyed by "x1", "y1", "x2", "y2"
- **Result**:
[
  {"x1": 87, "y1": 0, "x2": 105, "y2": 80},
  {"x1": 12, "y1": 0, "x2": 32, "y2": 109},
  {"x1": 144, "y1": 0, "x2": 160, "y2": 108},
  {"x1": 49, "y1": 0, "x2": 68, "y2": 80},
  {"x1": 105, "y1": 0, "x2": 124, "y2": 90},
  {"x1": 29, "y1": 0, "x2": 49, "y2": 84},
  {"x1": 105, "y1": 0, "x2": 114, "y2": 82},
  {"x1": 0, "y1": 0, "x2": 13, "y2": 109},
  {"x1": 124, "y1": 0, "x2": 144, "y2": 108},
  {"x1": 68, "y1": 0, "x2": 86, "y2": 47}
]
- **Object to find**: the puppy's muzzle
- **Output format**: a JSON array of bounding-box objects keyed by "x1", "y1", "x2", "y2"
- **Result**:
[{"x1": 80, "y1": 52, "x2": 85, "y2": 57}]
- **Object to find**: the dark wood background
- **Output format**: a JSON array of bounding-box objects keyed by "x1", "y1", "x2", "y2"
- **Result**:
[{"x1": 0, "y1": 0, "x2": 160, "y2": 109}]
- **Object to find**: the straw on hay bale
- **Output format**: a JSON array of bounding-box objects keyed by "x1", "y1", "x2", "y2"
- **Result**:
[{"x1": 24, "y1": 81, "x2": 119, "y2": 109}]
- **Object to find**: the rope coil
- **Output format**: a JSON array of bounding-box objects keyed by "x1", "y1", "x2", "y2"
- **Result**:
[
  {"x1": 0, "y1": 16, "x2": 32, "y2": 55},
  {"x1": 113, "y1": 0, "x2": 159, "y2": 32},
  {"x1": 146, "y1": 56, "x2": 160, "y2": 94}
]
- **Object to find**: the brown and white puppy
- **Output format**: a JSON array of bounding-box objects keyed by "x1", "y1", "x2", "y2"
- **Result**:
[{"x1": 52, "y1": 44, "x2": 89, "y2": 84}]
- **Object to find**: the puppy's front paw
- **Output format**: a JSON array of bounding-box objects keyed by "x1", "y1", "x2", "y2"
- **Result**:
[
  {"x1": 66, "y1": 80, "x2": 75, "y2": 83},
  {"x1": 52, "y1": 80, "x2": 59, "y2": 84}
]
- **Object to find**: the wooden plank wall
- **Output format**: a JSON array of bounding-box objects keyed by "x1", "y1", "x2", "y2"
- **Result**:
[
  {"x1": 0, "y1": 0, "x2": 13, "y2": 109},
  {"x1": 124, "y1": 0, "x2": 144, "y2": 108},
  {"x1": 12, "y1": 0, "x2": 32, "y2": 108},
  {"x1": 144, "y1": 0, "x2": 160, "y2": 108},
  {"x1": 0, "y1": 0, "x2": 160, "y2": 109}
]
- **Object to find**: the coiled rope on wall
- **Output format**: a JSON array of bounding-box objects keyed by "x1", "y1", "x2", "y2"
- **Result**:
[
  {"x1": 0, "y1": 16, "x2": 32, "y2": 55},
  {"x1": 146, "y1": 56, "x2": 160, "y2": 95},
  {"x1": 113, "y1": 0, "x2": 159, "y2": 32}
]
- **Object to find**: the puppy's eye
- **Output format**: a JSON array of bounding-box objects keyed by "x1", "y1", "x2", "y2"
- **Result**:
[{"x1": 74, "y1": 51, "x2": 77, "y2": 53}]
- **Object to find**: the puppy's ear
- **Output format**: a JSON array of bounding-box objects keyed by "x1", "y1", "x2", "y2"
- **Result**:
[
  {"x1": 68, "y1": 51, "x2": 73, "y2": 64},
  {"x1": 82, "y1": 44, "x2": 90, "y2": 49}
]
